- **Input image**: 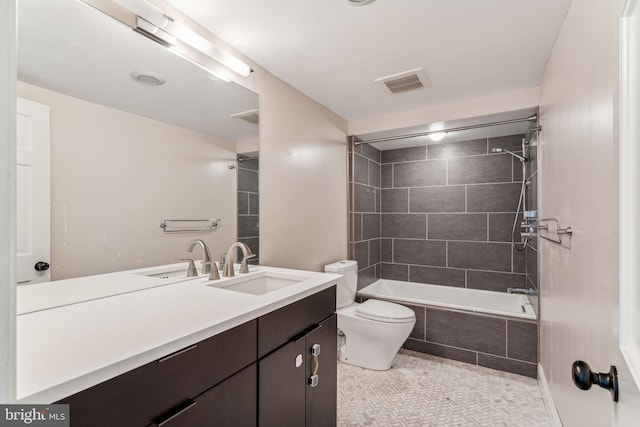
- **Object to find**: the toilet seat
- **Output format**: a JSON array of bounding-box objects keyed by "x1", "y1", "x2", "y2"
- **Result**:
[{"x1": 355, "y1": 300, "x2": 415, "y2": 323}]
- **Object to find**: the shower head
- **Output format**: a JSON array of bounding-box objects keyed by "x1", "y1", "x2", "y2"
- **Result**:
[{"x1": 491, "y1": 147, "x2": 527, "y2": 162}]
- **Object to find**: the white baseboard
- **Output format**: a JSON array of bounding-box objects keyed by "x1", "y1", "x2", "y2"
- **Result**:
[{"x1": 538, "y1": 364, "x2": 563, "y2": 427}]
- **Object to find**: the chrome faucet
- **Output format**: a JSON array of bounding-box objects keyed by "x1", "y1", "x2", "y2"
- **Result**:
[
  {"x1": 186, "y1": 239, "x2": 212, "y2": 274},
  {"x1": 507, "y1": 287, "x2": 538, "y2": 295},
  {"x1": 223, "y1": 242, "x2": 255, "y2": 277}
]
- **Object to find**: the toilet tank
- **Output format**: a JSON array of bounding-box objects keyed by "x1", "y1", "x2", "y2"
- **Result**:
[{"x1": 324, "y1": 260, "x2": 358, "y2": 309}]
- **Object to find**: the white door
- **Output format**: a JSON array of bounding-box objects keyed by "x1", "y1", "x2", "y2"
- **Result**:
[
  {"x1": 16, "y1": 97, "x2": 50, "y2": 285},
  {"x1": 615, "y1": 0, "x2": 640, "y2": 423}
]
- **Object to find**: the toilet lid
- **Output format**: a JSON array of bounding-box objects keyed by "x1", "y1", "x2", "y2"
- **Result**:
[{"x1": 355, "y1": 300, "x2": 415, "y2": 323}]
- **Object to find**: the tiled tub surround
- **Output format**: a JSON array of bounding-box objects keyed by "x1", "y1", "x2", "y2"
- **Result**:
[
  {"x1": 350, "y1": 134, "x2": 529, "y2": 292},
  {"x1": 237, "y1": 158, "x2": 260, "y2": 263},
  {"x1": 357, "y1": 279, "x2": 538, "y2": 378},
  {"x1": 349, "y1": 134, "x2": 539, "y2": 377}
]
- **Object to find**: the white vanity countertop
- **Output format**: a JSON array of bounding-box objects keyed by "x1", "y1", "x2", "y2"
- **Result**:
[{"x1": 16, "y1": 265, "x2": 340, "y2": 403}]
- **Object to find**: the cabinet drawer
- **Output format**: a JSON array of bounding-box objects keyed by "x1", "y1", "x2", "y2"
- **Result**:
[
  {"x1": 258, "y1": 286, "x2": 336, "y2": 358},
  {"x1": 59, "y1": 320, "x2": 257, "y2": 427},
  {"x1": 149, "y1": 363, "x2": 257, "y2": 427}
]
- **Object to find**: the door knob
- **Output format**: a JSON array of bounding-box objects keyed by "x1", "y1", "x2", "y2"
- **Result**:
[
  {"x1": 34, "y1": 261, "x2": 49, "y2": 271},
  {"x1": 571, "y1": 360, "x2": 618, "y2": 402}
]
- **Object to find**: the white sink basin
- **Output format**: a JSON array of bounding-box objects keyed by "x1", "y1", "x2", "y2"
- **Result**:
[{"x1": 208, "y1": 271, "x2": 308, "y2": 295}]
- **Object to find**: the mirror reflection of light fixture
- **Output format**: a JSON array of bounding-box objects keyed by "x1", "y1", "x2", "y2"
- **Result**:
[
  {"x1": 428, "y1": 132, "x2": 447, "y2": 142},
  {"x1": 110, "y1": 0, "x2": 252, "y2": 78}
]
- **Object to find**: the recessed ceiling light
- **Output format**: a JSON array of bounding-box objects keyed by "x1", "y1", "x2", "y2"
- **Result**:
[
  {"x1": 428, "y1": 132, "x2": 447, "y2": 142},
  {"x1": 347, "y1": 0, "x2": 376, "y2": 6},
  {"x1": 130, "y1": 71, "x2": 166, "y2": 86}
]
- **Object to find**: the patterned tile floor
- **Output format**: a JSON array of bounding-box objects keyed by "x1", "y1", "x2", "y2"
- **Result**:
[{"x1": 337, "y1": 349, "x2": 551, "y2": 427}]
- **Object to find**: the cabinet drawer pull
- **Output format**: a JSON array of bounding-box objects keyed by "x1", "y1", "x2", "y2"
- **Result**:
[
  {"x1": 158, "y1": 344, "x2": 198, "y2": 363},
  {"x1": 157, "y1": 400, "x2": 198, "y2": 426}
]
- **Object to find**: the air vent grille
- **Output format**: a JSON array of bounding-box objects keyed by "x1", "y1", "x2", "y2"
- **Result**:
[
  {"x1": 231, "y1": 109, "x2": 259, "y2": 125},
  {"x1": 375, "y1": 68, "x2": 432, "y2": 95}
]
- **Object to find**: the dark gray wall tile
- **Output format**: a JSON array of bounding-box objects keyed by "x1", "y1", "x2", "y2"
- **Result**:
[
  {"x1": 425, "y1": 308, "x2": 506, "y2": 356},
  {"x1": 513, "y1": 157, "x2": 524, "y2": 182},
  {"x1": 353, "y1": 213, "x2": 362, "y2": 241},
  {"x1": 488, "y1": 134, "x2": 524, "y2": 153},
  {"x1": 428, "y1": 138, "x2": 487, "y2": 159},
  {"x1": 238, "y1": 216, "x2": 259, "y2": 238},
  {"x1": 410, "y1": 186, "x2": 466, "y2": 213},
  {"x1": 466, "y1": 270, "x2": 527, "y2": 292},
  {"x1": 409, "y1": 266, "x2": 465, "y2": 287},
  {"x1": 448, "y1": 242, "x2": 512, "y2": 271},
  {"x1": 357, "y1": 266, "x2": 377, "y2": 290},
  {"x1": 355, "y1": 241, "x2": 369, "y2": 269},
  {"x1": 249, "y1": 193, "x2": 259, "y2": 214},
  {"x1": 428, "y1": 213, "x2": 487, "y2": 241},
  {"x1": 489, "y1": 213, "x2": 522, "y2": 242},
  {"x1": 381, "y1": 146, "x2": 426, "y2": 163},
  {"x1": 370, "y1": 238, "x2": 381, "y2": 266},
  {"x1": 381, "y1": 238, "x2": 393, "y2": 262},
  {"x1": 404, "y1": 340, "x2": 477, "y2": 365},
  {"x1": 513, "y1": 247, "x2": 526, "y2": 273},
  {"x1": 381, "y1": 214, "x2": 426, "y2": 238},
  {"x1": 353, "y1": 153, "x2": 369, "y2": 184},
  {"x1": 448, "y1": 155, "x2": 513, "y2": 184},
  {"x1": 237, "y1": 168, "x2": 259, "y2": 192},
  {"x1": 394, "y1": 160, "x2": 447, "y2": 187},
  {"x1": 507, "y1": 321, "x2": 538, "y2": 363},
  {"x1": 394, "y1": 239, "x2": 446, "y2": 267},
  {"x1": 478, "y1": 354, "x2": 537, "y2": 378},
  {"x1": 380, "y1": 263, "x2": 409, "y2": 281},
  {"x1": 381, "y1": 189, "x2": 409, "y2": 213},
  {"x1": 381, "y1": 164, "x2": 393, "y2": 188},
  {"x1": 369, "y1": 160, "x2": 381, "y2": 187},
  {"x1": 354, "y1": 184, "x2": 377, "y2": 212},
  {"x1": 363, "y1": 214, "x2": 380, "y2": 240},
  {"x1": 238, "y1": 193, "x2": 249, "y2": 215},
  {"x1": 361, "y1": 143, "x2": 381, "y2": 162},
  {"x1": 402, "y1": 304, "x2": 425, "y2": 340},
  {"x1": 467, "y1": 183, "x2": 522, "y2": 212}
]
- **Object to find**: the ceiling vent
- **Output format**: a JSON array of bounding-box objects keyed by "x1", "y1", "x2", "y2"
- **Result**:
[
  {"x1": 375, "y1": 68, "x2": 432, "y2": 95},
  {"x1": 231, "y1": 109, "x2": 259, "y2": 125}
]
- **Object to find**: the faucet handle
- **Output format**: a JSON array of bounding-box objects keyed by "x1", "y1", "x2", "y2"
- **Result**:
[
  {"x1": 202, "y1": 261, "x2": 220, "y2": 280},
  {"x1": 179, "y1": 258, "x2": 198, "y2": 277},
  {"x1": 239, "y1": 254, "x2": 256, "y2": 274}
]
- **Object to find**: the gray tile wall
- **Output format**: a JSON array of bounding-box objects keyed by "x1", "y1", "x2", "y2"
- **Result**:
[
  {"x1": 237, "y1": 159, "x2": 259, "y2": 264},
  {"x1": 350, "y1": 134, "x2": 529, "y2": 292},
  {"x1": 403, "y1": 305, "x2": 538, "y2": 378}
]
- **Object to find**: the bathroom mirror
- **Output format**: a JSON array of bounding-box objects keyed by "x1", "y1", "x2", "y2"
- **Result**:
[{"x1": 17, "y1": 0, "x2": 259, "y2": 283}]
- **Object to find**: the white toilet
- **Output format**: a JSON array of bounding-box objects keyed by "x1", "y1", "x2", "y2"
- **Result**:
[{"x1": 324, "y1": 260, "x2": 416, "y2": 370}]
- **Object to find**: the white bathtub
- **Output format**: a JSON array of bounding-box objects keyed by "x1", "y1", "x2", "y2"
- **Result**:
[{"x1": 358, "y1": 279, "x2": 536, "y2": 321}]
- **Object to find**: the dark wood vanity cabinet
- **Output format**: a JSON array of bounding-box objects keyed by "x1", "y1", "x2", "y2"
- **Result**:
[{"x1": 57, "y1": 286, "x2": 336, "y2": 427}]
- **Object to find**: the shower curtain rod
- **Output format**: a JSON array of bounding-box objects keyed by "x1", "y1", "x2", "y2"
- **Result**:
[{"x1": 353, "y1": 114, "x2": 538, "y2": 146}]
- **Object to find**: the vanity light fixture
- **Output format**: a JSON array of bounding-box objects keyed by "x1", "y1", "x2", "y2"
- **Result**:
[{"x1": 112, "y1": 0, "x2": 252, "y2": 77}]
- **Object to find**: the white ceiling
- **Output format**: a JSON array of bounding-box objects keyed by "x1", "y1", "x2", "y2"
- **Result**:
[{"x1": 167, "y1": 0, "x2": 571, "y2": 121}]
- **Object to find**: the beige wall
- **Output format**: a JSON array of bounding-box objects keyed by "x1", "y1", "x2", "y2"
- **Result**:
[
  {"x1": 18, "y1": 82, "x2": 239, "y2": 280},
  {"x1": 538, "y1": 0, "x2": 622, "y2": 425}
]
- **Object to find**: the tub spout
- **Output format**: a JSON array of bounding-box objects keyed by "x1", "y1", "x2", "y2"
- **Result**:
[{"x1": 507, "y1": 287, "x2": 538, "y2": 295}]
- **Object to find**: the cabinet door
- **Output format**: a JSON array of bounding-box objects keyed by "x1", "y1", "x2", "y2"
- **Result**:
[
  {"x1": 306, "y1": 315, "x2": 337, "y2": 427},
  {"x1": 258, "y1": 339, "x2": 306, "y2": 427},
  {"x1": 149, "y1": 363, "x2": 257, "y2": 427}
]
